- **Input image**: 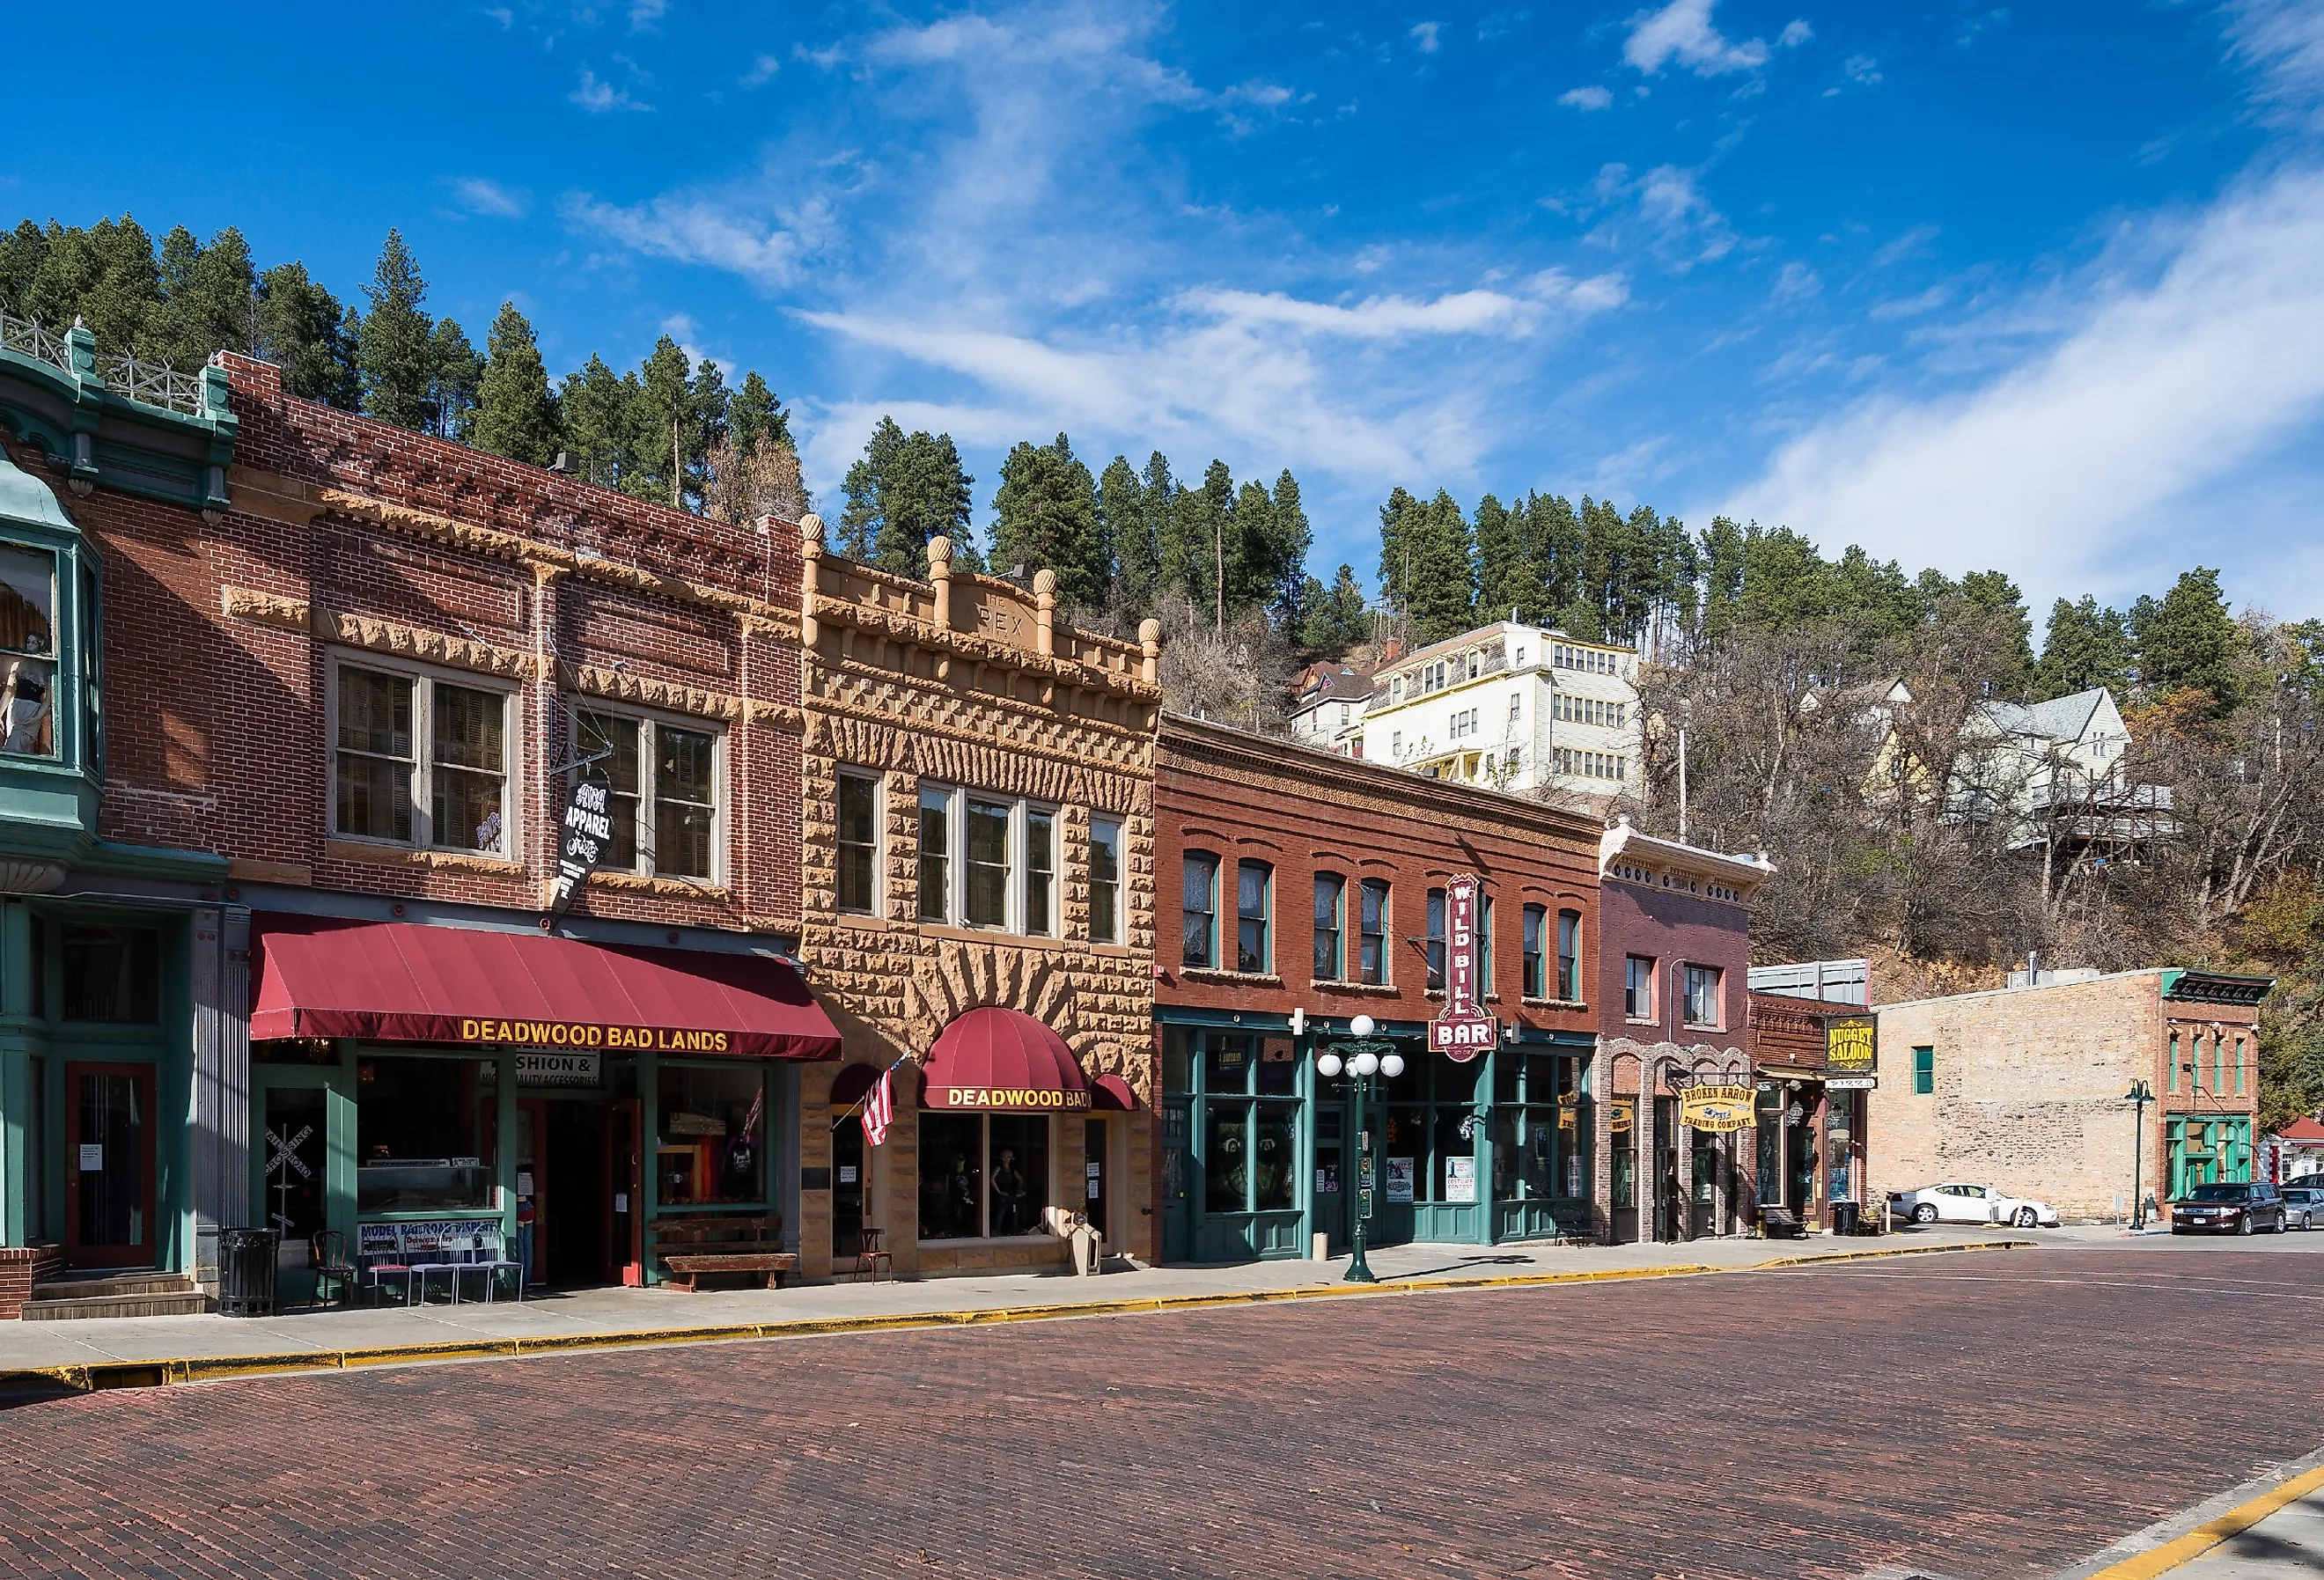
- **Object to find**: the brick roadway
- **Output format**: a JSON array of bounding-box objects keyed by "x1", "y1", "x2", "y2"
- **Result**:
[{"x1": 4, "y1": 1246, "x2": 2320, "y2": 1580}]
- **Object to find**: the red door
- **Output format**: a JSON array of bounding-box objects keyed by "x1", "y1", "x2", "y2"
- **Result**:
[
  {"x1": 66, "y1": 1063, "x2": 158, "y2": 1269},
  {"x1": 607, "y1": 1098, "x2": 644, "y2": 1286}
]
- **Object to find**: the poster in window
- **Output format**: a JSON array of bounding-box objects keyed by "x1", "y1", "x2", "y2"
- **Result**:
[
  {"x1": 1444, "y1": 1156, "x2": 1477, "y2": 1203},
  {"x1": 1385, "y1": 1156, "x2": 1416, "y2": 1203}
]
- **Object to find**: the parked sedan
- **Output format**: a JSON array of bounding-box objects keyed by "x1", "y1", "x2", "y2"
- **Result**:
[
  {"x1": 2285, "y1": 1184, "x2": 2324, "y2": 1230},
  {"x1": 1887, "y1": 1181, "x2": 2062, "y2": 1228},
  {"x1": 2173, "y1": 1181, "x2": 2287, "y2": 1234}
]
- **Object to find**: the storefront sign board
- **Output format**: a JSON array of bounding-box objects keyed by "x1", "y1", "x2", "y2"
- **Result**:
[
  {"x1": 1825, "y1": 1017, "x2": 1878, "y2": 1077},
  {"x1": 548, "y1": 772, "x2": 615, "y2": 921},
  {"x1": 515, "y1": 1051, "x2": 601, "y2": 1087},
  {"x1": 1827, "y1": 1076, "x2": 1877, "y2": 1091},
  {"x1": 926, "y1": 1084, "x2": 1092, "y2": 1112},
  {"x1": 1429, "y1": 873, "x2": 1497, "y2": 1062},
  {"x1": 1678, "y1": 1083, "x2": 1755, "y2": 1132},
  {"x1": 1445, "y1": 1156, "x2": 1477, "y2": 1202}
]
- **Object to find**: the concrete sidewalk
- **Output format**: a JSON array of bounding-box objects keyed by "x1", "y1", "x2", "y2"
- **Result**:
[{"x1": 0, "y1": 1225, "x2": 2029, "y2": 1394}]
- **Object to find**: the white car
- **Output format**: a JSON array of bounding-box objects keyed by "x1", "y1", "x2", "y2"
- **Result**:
[{"x1": 1887, "y1": 1181, "x2": 2062, "y2": 1229}]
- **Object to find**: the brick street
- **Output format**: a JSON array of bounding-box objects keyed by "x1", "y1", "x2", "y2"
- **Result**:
[{"x1": 4, "y1": 1245, "x2": 2319, "y2": 1580}]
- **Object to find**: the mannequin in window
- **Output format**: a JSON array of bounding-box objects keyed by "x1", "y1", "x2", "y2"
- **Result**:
[
  {"x1": 945, "y1": 1151, "x2": 977, "y2": 1237},
  {"x1": 990, "y1": 1146, "x2": 1027, "y2": 1235}
]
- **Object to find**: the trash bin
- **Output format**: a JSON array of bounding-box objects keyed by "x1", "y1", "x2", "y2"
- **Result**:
[
  {"x1": 218, "y1": 1227, "x2": 281, "y2": 1319},
  {"x1": 1832, "y1": 1202, "x2": 1861, "y2": 1238}
]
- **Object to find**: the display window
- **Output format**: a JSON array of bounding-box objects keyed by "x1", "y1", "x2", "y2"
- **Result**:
[
  {"x1": 0, "y1": 542, "x2": 56, "y2": 757},
  {"x1": 1489, "y1": 1052, "x2": 1588, "y2": 1202},
  {"x1": 918, "y1": 1112, "x2": 1052, "y2": 1238},
  {"x1": 1381, "y1": 1055, "x2": 1480, "y2": 1204},
  {"x1": 656, "y1": 1063, "x2": 769, "y2": 1206},
  {"x1": 356, "y1": 1055, "x2": 496, "y2": 1213}
]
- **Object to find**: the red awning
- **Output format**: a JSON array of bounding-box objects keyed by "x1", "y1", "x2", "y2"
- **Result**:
[
  {"x1": 1092, "y1": 1074, "x2": 1140, "y2": 1112},
  {"x1": 250, "y1": 916, "x2": 841, "y2": 1060},
  {"x1": 921, "y1": 1007, "x2": 1089, "y2": 1112}
]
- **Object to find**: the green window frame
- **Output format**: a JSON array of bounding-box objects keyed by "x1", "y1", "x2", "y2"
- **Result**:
[{"x1": 1912, "y1": 1046, "x2": 1934, "y2": 1096}]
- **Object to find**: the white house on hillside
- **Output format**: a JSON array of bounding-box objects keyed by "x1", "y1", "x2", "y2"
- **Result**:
[
  {"x1": 1357, "y1": 620, "x2": 1641, "y2": 797},
  {"x1": 1287, "y1": 664, "x2": 1373, "y2": 755},
  {"x1": 1956, "y1": 687, "x2": 2172, "y2": 849}
]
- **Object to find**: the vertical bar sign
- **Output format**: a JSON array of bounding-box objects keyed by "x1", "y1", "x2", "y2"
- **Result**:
[
  {"x1": 548, "y1": 772, "x2": 614, "y2": 920},
  {"x1": 1445, "y1": 872, "x2": 1478, "y2": 1009}
]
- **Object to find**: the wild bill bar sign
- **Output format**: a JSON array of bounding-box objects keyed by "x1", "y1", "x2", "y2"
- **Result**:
[
  {"x1": 1430, "y1": 871, "x2": 1497, "y2": 1062},
  {"x1": 548, "y1": 772, "x2": 614, "y2": 921}
]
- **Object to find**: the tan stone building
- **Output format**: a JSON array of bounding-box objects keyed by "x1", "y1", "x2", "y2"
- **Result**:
[
  {"x1": 792, "y1": 525, "x2": 1163, "y2": 1279},
  {"x1": 1869, "y1": 968, "x2": 2272, "y2": 1224}
]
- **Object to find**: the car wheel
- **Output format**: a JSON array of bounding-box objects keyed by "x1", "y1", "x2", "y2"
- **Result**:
[
  {"x1": 2305, "y1": 1213, "x2": 2314, "y2": 1231},
  {"x1": 2240, "y1": 1215, "x2": 2254, "y2": 1236},
  {"x1": 2014, "y1": 1207, "x2": 2038, "y2": 1229},
  {"x1": 1912, "y1": 1203, "x2": 1938, "y2": 1224}
]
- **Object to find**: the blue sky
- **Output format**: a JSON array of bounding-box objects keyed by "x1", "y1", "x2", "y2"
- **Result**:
[{"x1": 10, "y1": 1, "x2": 2324, "y2": 622}]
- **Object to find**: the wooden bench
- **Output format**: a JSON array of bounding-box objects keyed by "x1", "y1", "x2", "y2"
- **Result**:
[
  {"x1": 1756, "y1": 1205, "x2": 1808, "y2": 1240},
  {"x1": 654, "y1": 1216, "x2": 798, "y2": 1292}
]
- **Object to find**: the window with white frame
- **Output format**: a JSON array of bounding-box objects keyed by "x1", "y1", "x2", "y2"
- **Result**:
[
  {"x1": 914, "y1": 784, "x2": 1055, "y2": 935},
  {"x1": 836, "y1": 771, "x2": 882, "y2": 913},
  {"x1": 1088, "y1": 816, "x2": 1123, "y2": 944},
  {"x1": 1682, "y1": 964, "x2": 1723, "y2": 1028},
  {"x1": 335, "y1": 661, "x2": 513, "y2": 856},
  {"x1": 571, "y1": 706, "x2": 722, "y2": 880}
]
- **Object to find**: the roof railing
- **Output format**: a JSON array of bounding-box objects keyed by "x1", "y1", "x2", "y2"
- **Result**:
[{"x1": 0, "y1": 307, "x2": 210, "y2": 417}]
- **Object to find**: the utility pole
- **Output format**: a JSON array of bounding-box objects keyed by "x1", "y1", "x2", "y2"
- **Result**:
[
  {"x1": 1678, "y1": 725, "x2": 1690, "y2": 844},
  {"x1": 1214, "y1": 510, "x2": 1225, "y2": 636}
]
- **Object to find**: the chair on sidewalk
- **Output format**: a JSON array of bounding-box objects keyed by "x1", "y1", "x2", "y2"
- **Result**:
[
  {"x1": 362, "y1": 1226, "x2": 420, "y2": 1307},
  {"x1": 310, "y1": 1230, "x2": 358, "y2": 1309},
  {"x1": 454, "y1": 1231, "x2": 526, "y2": 1304},
  {"x1": 853, "y1": 1227, "x2": 894, "y2": 1283}
]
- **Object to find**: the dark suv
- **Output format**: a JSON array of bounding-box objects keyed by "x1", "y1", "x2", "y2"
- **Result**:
[{"x1": 2171, "y1": 1180, "x2": 2286, "y2": 1235}]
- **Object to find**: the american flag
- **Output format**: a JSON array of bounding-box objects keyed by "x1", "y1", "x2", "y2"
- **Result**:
[{"x1": 861, "y1": 1066, "x2": 896, "y2": 1149}]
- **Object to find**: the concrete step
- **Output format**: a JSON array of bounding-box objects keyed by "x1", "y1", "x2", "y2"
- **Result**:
[{"x1": 24, "y1": 1273, "x2": 210, "y2": 1320}]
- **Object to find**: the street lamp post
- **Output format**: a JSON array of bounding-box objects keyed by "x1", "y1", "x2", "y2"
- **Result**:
[
  {"x1": 1316, "y1": 1013, "x2": 1404, "y2": 1284},
  {"x1": 2125, "y1": 1078, "x2": 2155, "y2": 1231}
]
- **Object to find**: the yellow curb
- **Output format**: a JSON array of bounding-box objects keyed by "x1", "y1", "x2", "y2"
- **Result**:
[
  {"x1": 0, "y1": 1236, "x2": 2025, "y2": 1399},
  {"x1": 2083, "y1": 1462, "x2": 2324, "y2": 1577}
]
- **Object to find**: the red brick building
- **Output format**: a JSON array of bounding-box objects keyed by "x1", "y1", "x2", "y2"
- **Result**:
[
  {"x1": 1152, "y1": 715, "x2": 1604, "y2": 1260},
  {"x1": 1593, "y1": 818, "x2": 1772, "y2": 1243},
  {"x1": 0, "y1": 340, "x2": 842, "y2": 1310}
]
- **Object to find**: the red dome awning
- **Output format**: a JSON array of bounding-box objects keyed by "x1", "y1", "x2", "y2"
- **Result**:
[
  {"x1": 1092, "y1": 1074, "x2": 1140, "y2": 1112},
  {"x1": 922, "y1": 1007, "x2": 1090, "y2": 1113}
]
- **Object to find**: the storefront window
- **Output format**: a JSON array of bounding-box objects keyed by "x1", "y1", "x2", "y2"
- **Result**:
[
  {"x1": 657, "y1": 1064, "x2": 769, "y2": 1205},
  {"x1": 917, "y1": 1112, "x2": 1053, "y2": 1238},
  {"x1": 1611, "y1": 1099, "x2": 1636, "y2": 1209},
  {"x1": 1205, "y1": 1106, "x2": 1249, "y2": 1208},
  {"x1": 357, "y1": 1055, "x2": 495, "y2": 1213},
  {"x1": 1191, "y1": 1033, "x2": 1300, "y2": 1216},
  {"x1": 61, "y1": 924, "x2": 159, "y2": 1024},
  {"x1": 1489, "y1": 1051, "x2": 1585, "y2": 1202},
  {"x1": 1379, "y1": 1056, "x2": 1484, "y2": 1204},
  {"x1": 0, "y1": 542, "x2": 57, "y2": 757},
  {"x1": 1755, "y1": 1087, "x2": 1780, "y2": 1204}
]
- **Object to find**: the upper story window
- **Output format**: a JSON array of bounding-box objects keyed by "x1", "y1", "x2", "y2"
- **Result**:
[
  {"x1": 335, "y1": 661, "x2": 512, "y2": 857},
  {"x1": 1682, "y1": 964, "x2": 1724, "y2": 1028},
  {"x1": 1182, "y1": 851, "x2": 1220, "y2": 967},
  {"x1": 0, "y1": 544, "x2": 57, "y2": 757},
  {"x1": 1625, "y1": 955, "x2": 1656, "y2": 1019},
  {"x1": 916, "y1": 784, "x2": 1055, "y2": 934},
  {"x1": 1556, "y1": 909, "x2": 1582, "y2": 1000},
  {"x1": 835, "y1": 772, "x2": 881, "y2": 913},
  {"x1": 1236, "y1": 860, "x2": 1273, "y2": 974},
  {"x1": 1088, "y1": 816, "x2": 1123, "y2": 944},
  {"x1": 1425, "y1": 887, "x2": 1447, "y2": 992},
  {"x1": 1313, "y1": 872, "x2": 1345, "y2": 981},
  {"x1": 63, "y1": 924, "x2": 159, "y2": 1024},
  {"x1": 1359, "y1": 878, "x2": 1390, "y2": 985},
  {"x1": 574, "y1": 707, "x2": 721, "y2": 880},
  {"x1": 1479, "y1": 895, "x2": 1494, "y2": 996},
  {"x1": 1521, "y1": 904, "x2": 1546, "y2": 997}
]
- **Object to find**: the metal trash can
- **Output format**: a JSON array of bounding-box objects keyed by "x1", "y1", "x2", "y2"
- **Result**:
[
  {"x1": 1832, "y1": 1202, "x2": 1861, "y2": 1238},
  {"x1": 218, "y1": 1227, "x2": 281, "y2": 1318}
]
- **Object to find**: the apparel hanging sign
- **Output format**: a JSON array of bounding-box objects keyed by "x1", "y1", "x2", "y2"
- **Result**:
[
  {"x1": 548, "y1": 771, "x2": 614, "y2": 921},
  {"x1": 1429, "y1": 871, "x2": 1497, "y2": 1062}
]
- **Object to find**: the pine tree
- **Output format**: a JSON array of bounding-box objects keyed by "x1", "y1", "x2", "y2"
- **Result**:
[
  {"x1": 728, "y1": 371, "x2": 790, "y2": 456},
  {"x1": 0, "y1": 219, "x2": 47, "y2": 316},
  {"x1": 1263, "y1": 469, "x2": 1312, "y2": 626},
  {"x1": 428, "y1": 318, "x2": 483, "y2": 442},
  {"x1": 356, "y1": 229, "x2": 438, "y2": 431},
  {"x1": 474, "y1": 301, "x2": 562, "y2": 465},
  {"x1": 26, "y1": 215, "x2": 166, "y2": 357},
  {"x1": 991, "y1": 433, "x2": 1105, "y2": 607},
  {"x1": 1376, "y1": 486, "x2": 1421, "y2": 617},
  {"x1": 1382, "y1": 489, "x2": 1477, "y2": 643},
  {"x1": 1533, "y1": 492, "x2": 1584, "y2": 619},
  {"x1": 1230, "y1": 479, "x2": 1276, "y2": 617},
  {"x1": 2136, "y1": 567, "x2": 2246, "y2": 708},
  {"x1": 840, "y1": 416, "x2": 903, "y2": 562},
  {"x1": 558, "y1": 354, "x2": 640, "y2": 491},
  {"x1": 839, "y1": 416, "x2": 977, "y2": 577},
  {"x1": 1098, "y1": 454, "x2": 1153, "y2": 618},
  {"x1": 1167, "y1": 461, "x2": 1239, "y2": 631},
  {"x1": 1696, "y1": 515, "x2": 1747, "y2": 641},
  {"x1": 1298, "y1": 563, "x2": 1370, "y2": 655},
  {"x1": 1475, "y1": 492, "x2": 1541, "y2": 623},
  {"x1": 1954, "y1": 570, "x2": 2034, "y2": 695},
  {"x1": 2033, "y1": 596, "x2": 2135, "y2": 701},
  {"x1": 634, "y1": 334, "x2": 694, "y2": 507},
  {"x1": 256, "y1": 261, "x2": 360, "y2": 408}
]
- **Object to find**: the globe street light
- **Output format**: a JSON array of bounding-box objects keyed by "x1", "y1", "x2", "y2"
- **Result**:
[
  {"x1": 1320, "y1": 1012, "x2": 1403, "y2": 1283},
  {"x1": 2124, "y1": 1078, "x2": 2156, "y2": 1231}
]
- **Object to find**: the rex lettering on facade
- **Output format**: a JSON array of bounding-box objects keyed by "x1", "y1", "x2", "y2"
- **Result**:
[{"x1": 456, "y1": 1019, "x2": 732, "y2": 1054}]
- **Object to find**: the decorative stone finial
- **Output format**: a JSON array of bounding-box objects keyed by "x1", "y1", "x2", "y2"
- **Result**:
[
  {"x1": 927, "y1": 535, "x2": 954, "y2": 629},
  {"x1": 926, "y1": 535, "x2": 953, "y2": 569},
  {"x1": 1139, "y1": 618, "x2": 1163, "y2": 686},
  {"x1": 799, "y1": 511, "x2": 826, "y2": 550},
  {"x1": 1033, "y1": 568, "x2": 1056, "y2": 656},
  {"x1": 1033, "y1": 567, "x2": 1056, "y2": 596}
]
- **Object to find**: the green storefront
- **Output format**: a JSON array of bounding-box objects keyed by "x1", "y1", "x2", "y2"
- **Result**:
[
  {"x1": 1158, "y1": 1011, "x2": 1596, "y2": 1263},
  {"x1": 0, "y1": 329, "x2": 238, "y2": 1289}
]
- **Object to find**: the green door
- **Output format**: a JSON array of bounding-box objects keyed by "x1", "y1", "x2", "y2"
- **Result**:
[{"x1": 252, "y1": 1070, "x2": 354, "y2": 1306}]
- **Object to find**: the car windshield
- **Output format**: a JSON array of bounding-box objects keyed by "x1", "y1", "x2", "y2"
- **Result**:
[{"x1": 2188, "y1": 1184, "x2": 2251, "y2": 1202}]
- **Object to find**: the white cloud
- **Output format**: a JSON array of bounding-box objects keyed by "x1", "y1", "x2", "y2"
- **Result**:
[
  {"x1": 562, "y1": 190, "x2": 834, "y2": 286},
  {"x1": 1777, "y1": 19, "x2": 1813, "y2": 48},
  {"x1": 1842, "y1": 54, "x2": 1883, "y2": 88},
  {"x1": 629, "y1": 0, "x2": 666, "y2": 30},
  {"x1": 449, "y1": 176, "x2": 528, "y2": 219},
  {"x1": 570, "y1": 68, "x2": 649, "y2": 113},
  {"x1": 1728, "y1": 165, "x2": 2324, "y2": 609},
  {"x1": 1868, "y1": 283, "x2": 1951, "y2": 320},
  {"x1": 1410, "y1": 20, "x2": 1441, "y2": 55},
  {"x1": 1560, "y1": 85, "x2": 1614, "y2": 109},
  {"x1": 743, "y1": 54, "x2": 781, "y2": 87},
  {"x1": 1872, "y1": 224, "x2": 1940, "y2": 268},
  {"x1": 1771, "y1": 261, "x2": 1820, "y2": 303},
  {"x1": 1622, "y1": 0, "x2": 1769, "y2": 77},
  {"x1": 1587, "y1": 164, "x2": 1737, "y2": 268},
  {"x1": 2228, "y1": 0, "x2": 2324, "y2": 120}
]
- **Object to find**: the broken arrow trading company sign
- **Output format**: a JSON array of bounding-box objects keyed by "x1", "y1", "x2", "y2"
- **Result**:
[{"x1": 548, "y1": 773, "x2": 615, "y2": 920}]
